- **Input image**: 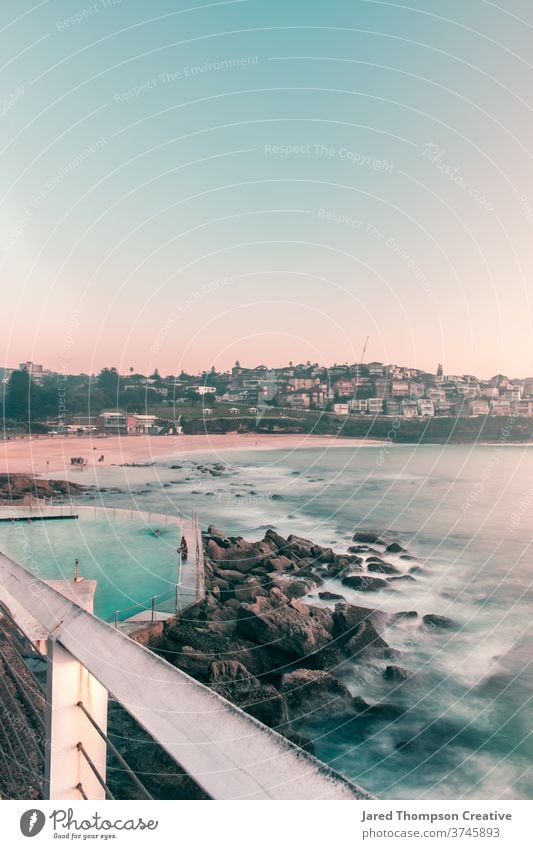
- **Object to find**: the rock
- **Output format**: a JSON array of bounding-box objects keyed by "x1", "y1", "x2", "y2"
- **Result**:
[
  {"x1": 400, "y1": 554, "x2": 417, "y2": 561},
  {"x1": 236, "y1": 597, "x2": 334, "y2": 661},
  {"x1": 284, "y1": 534, "x2": 314, "y2": 558},
  {"x1": 0, "y1": 474, "x2": 85, "y2": 502},
  {"x1": 175, "y1": 646, "x2": 212, "y2": 680},
  {"x1": 422, "y1": 613, "x2": 456, "y2": 630},
  {"x1": 210, "y1": 577, "x2": 233, "y2": 601},
  {"x1": 332, "y1": 603, "x2": 389, "y2": 658},
  {"x1": 343, "y1": 622, "x2": 389, "y2": 658},
  {"x1": 206, "y1": 539, "x2": 227, "y2": 559},
  {"x1": 383, "y1": 647, "x2": 404, "y2": 662},
  {"x1": 280, "y1": 669, "x2": 353, "y2": 719},
  {"x1": 243, "y1": 684, "x2": 286, "y2": 727},
  {"x1": 388, "y1": 575, "x2": 416, "y2": 583},
  {"x1": 293, "y1": 565, "x2": 324, "y2": 585},
  {"x1": 333, "y1": 603, "x2": 386, "y2": 636},
  {"x1": 352, "y1": 531, "x2": 383, "y2": 544},
  {"x1": 223, "y1": 598, "x2": 241, "y2": 610},
  {"x1": 207, "y1": 534, "x2": 231, "y2": 547},
  {"x1": 268, "y1": 574, "x2": 317, "y2": 599},
  {"x1": 267, "y1": 555, "x2": 294, "y2": 572},
  {"x1": 264, "y1": 528, "x2": 289, "y2": 552},
  {"x1": 360, "y1": 702, "x2": 406, "y2": 721},
  {"x1": 341, "y1": 575, "x2": 388, "y2": 592},
  {"x1": 269, "y1": 587, "x2": 289, "y2": 605},
  {"x1": 333, "y1": 554, "x2": 364, "y2": 570},
  {"x1": 208, "y1": 660, "x2": 261, "y2": 697},
  {"x1": 213, "y1": 568, "x2": 247, "y2": 585},
  {"x1": 284, "y1": 535, "x2": 335, "y2": 564},
  {"x1": 234, "y1": 577, "x2": 268, "y2": 603},
  {"x1": 385, "y1": 542, "x2": 405, "y2": 553},
  {"x1": 383, "y1": 665, "x2": 412, "y2": 682},
  {"x1": 209, "y1": 585, "x2": 221, "y2": 601},
  {"x1": 390, "y1": 610, "x2": 418, "y2": 623},
  {"x1": 318, "y1": 591, "x2": 345, "y2": 601},
  {"x1": 408, "y1": 565, "x2": 428, "y2": 575},
  {"x1": 367, "y1": 561, "x2": 400, "y2": 575},
  {"x1": 208, "y1": 661, "x2": 285, "y2": 727},
  {"x1": 207, "y1": 537, "x2": 275, "y2": 573}
]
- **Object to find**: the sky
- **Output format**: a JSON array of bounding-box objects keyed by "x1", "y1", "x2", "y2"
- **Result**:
[{"x1": 1, "y1": 0, "x2": 533, "y2": 378}]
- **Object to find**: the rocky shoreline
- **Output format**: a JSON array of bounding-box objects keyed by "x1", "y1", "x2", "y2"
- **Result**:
[
  {"x1": 151, "y1": 526, "x2": 455, "y2": 758},
  {"x1": 0, "y1": 473, "x2": 86, "y2": 504}
]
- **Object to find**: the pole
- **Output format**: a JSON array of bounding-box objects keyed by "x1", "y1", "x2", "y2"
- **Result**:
[
  {"x1": 176, "y1": 550, "x2": 182, "y2": 614},
  {"x1": 151, "y1": 596, "x2": 155, "y2": 623}
]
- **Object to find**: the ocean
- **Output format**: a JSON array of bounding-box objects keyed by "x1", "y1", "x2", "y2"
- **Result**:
[{"x1": 21, "y1": 443, "x2": 533, "y2": 798}]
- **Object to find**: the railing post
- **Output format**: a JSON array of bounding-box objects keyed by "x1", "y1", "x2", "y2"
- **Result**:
[
  {"x1": 45, "y1": 636, "x2": 108, "y2": 800},
  {"x1": 114, "y1": 610, "x2": 118, "y2": 628},
  {"x1": 151, "y1": 596, "x2": 156, "y2": 623}
]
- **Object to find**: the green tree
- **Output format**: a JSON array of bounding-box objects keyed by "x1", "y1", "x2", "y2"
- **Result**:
[
  {"x1": 5, "y1": 369, "x2": 31, "y2": 421},
  {"x1": 95, "y1": 367, "x2": 120, "y2": 406}
]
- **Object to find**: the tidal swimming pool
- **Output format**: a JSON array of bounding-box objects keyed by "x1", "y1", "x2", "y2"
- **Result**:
[{"x1": 0, "y1": 507, "x2": 182, "y2": 621}]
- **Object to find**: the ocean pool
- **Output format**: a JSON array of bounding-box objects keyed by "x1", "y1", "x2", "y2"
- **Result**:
[{"x1": 0, "y1": 507, "x2": 182, "y2": 621}]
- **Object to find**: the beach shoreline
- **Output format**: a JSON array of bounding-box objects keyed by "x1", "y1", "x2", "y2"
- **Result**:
[{"x1": 0, "y1": 433, "x2": 386, "y2": 476}]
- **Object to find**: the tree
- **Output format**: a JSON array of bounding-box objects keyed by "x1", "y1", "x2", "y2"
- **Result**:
[
  {"x1": 5, "y1": 370, "x2": 31, "y2": 421},
  {"x1": 95, "y1": 367, "x2": 120, "y2": 406}
]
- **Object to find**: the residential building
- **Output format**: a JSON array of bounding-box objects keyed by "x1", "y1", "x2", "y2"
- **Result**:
[
  {"x1": 522, "y1": 377, "x2": 533, "y2": 397},
  {"x1": 418, "y1": 399, "x2": 435, "y2": 417},
  {"x1": 20, "y1": 361, "x2": 43, "y2": 374},
  {"x1": 427, "y1": 387, "x2": 446, "y2": 402},
  {"x1": 409, "y1": 381, "x2": 425, "y2": 398},
  {"x1": 127, "y1": 414, "x2": 159, "y2": 434},
  {"x1": 479, "y1": 386, "x2": 499, "y2": 399},
  {"x1": 401, "y1": 400, "x2": 419, "y2": 419},
  {"x1": 503, "y1": 386, "x2": 522, "y2": 401},
  {"x1": 490, "y1": 399, "x2": 511, "y2": 416},
  {"x1": 333, "y1": 380, "x2": 355, "y2": 397},
  {"x1": 288, "y1": 377, "x2": 318, "y2": 390},
  {"x1": 373, "y1": 377, "x2": 389, "y2": 398},
  {"x1": 368, "y1": 398, "x2": 385, "y2": 414},
  {"x1": 391, "y1": 380, "x2": 409, "y2": 397},
  {"x1": 192, "y1": 385, "x2": 217, "y2": 396},
  {"x1": 98, "y1": 412, "x2": 127, "y2": 434},
  {"x1": 349, "y1": 399, "x2": 368, "y2": 413},
  {"x1": 513, "y1": 400, "x2": 533, "y2": 416},
  {"x1": 279, "y1": 391, "x2": 311, "y2": 409}
]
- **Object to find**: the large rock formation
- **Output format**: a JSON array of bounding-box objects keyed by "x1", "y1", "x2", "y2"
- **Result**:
[
  {"x1": 0, "y1": 474, "x2": 85, "y2": 503},
  {"x1": 150, "y1": 526, "x2": 443, "y2": 757}
]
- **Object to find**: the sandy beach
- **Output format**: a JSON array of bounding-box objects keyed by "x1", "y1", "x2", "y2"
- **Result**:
[{"x1": 0, "y1": 433, "x2": 384, "y2": 476}]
